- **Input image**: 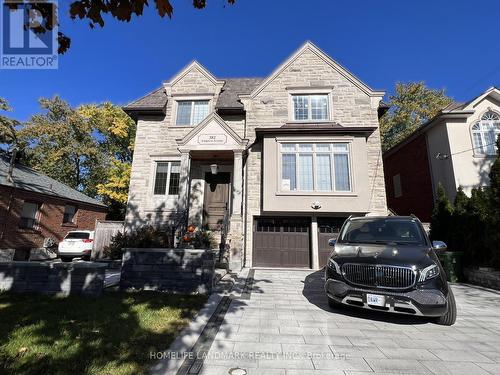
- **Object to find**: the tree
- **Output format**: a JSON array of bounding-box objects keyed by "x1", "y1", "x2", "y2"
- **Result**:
[
  {"x1": 78, "y1": 103, "x2": 136, "y2": 219},
  {"x1": 380, "y1": 82, "x2": 453, "y2": 151},
  {"x1": 12, "y1": 0, "x2": 236, "y2": 54},
  {"x1": 489, "y1": 135, "x2": 500, "y2": 218},
  {"x1": 0, "y1": 98, "x2": 19, "y2": 146},
  {"x1": 429, "y1": 183, "x2": 453, "y2": 243},
  {"x1": 19, "y1": 97, "x2": 104, "y2": 194}
]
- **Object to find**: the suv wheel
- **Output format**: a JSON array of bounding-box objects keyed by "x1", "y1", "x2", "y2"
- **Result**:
[
  {"x1": 435, "y1": 288, "x2": 457, "y2": 326},
  {"x1": 328, "y1": 296, "x2": 342, "y2": 309}
]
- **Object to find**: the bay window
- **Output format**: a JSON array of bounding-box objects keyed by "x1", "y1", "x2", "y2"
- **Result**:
[
  {"x1": 292, "y1": 94, "x2": 329, "y2": 121},
  {"x1": 153, "y1": 161, "x2": 181, "y2": 195},
  {"x1": 280, "y1": 143, "x2": 351, "y2": 192},
  {"x1": 175, "y1": 100, "x2": 210, "y2": 126}
]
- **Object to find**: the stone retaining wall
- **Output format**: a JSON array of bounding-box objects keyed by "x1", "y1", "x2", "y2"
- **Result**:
[
  {"x1": 464, "y1": 267, "x2": 500, "y2": 290},
  {"x1": 120, "y1": 248, "x2": 215, "y2": 294},
  {"x1": 0, "y1": 261, "x2": 107, "y2": 296}
]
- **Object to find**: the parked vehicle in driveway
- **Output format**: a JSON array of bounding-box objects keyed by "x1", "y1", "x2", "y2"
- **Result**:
[
  {"x1": 324, "y1": 216, "x2": 456, "y2": 325},
  {"x1": 58, "y1": 231, "x2": 94, "y2": 261}
]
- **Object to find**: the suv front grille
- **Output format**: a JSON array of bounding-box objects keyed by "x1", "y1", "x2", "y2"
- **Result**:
[{"x1": 342, "y1": 263, "x2": 416, "y2": 289}]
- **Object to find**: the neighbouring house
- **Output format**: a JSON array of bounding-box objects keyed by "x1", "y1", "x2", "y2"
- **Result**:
[
  {"x1": 383, "y1": 87, "x2": 500, "y2": 222},
  {"x1": 0, "y1": 155, "x2": 107, "y2": 259},
  {"x1": 123, "y1": 41, "x2": 388, "y2": 270}
]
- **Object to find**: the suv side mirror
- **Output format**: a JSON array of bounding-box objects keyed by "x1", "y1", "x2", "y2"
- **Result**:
[
  {"x1": 328, "y1": 239, "x2": 336, "y2": 247},
  {"x1": 432, "y1": 241, "x2": 447, "y2": 252}
]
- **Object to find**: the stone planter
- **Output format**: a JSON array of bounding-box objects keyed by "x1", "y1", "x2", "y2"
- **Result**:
[
  {"x1": 0, "y1": 261, "x2": 107, "y2": 296},
  {"x1": 120, "y1": 248, "x2": 215, "y2": 294}
]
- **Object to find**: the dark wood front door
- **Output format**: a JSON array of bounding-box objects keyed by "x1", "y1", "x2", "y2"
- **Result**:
[
  {"x1": 253, "y1": 217, "x2": 310, "y2": 268},
  {"x1": 203, "y1": 172, "x2": 230, "y2": 230}
]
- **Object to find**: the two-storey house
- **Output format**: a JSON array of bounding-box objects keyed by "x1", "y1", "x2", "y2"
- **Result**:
[{"x1": 123, "y1": 42, "x2": 388, "y2": 270}]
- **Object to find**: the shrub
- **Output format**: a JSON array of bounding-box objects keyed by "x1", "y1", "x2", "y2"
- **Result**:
[
  {"x1": 430, "y1": 183, "x2": 453, "y2": 243},
  {"x1": 104, "y1": 225, "x2": 176, "y2": 259}
]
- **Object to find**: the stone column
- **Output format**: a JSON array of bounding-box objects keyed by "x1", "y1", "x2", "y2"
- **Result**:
[
  {"x1": 178, "y1": 150, "x2": 191, "y2": 216},
  {"x1": 228, "y1": 149, "x2": 244, "y2": 270},
  {"x1": 311, "y1": 216, "x2": 319, "y2": 270},
  {"x1": 232, "y1": 150, "x2": 243, "y2": 216}
]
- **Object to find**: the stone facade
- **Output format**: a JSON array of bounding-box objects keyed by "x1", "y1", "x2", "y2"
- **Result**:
[{"x1": 125, "y1": 42, "x2": 388, "y2": 270}]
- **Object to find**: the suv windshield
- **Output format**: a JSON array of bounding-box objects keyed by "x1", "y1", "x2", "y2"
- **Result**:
[
  {"x1": 338, "y1": 218, "x2": 426, "y2": 246},
  {"x1": 65, "y1": 232, "x2": 90, "y2": 240}
]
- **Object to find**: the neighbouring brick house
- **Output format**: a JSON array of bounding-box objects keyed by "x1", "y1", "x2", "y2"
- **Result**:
[
  {"x1": 383, "y1": 87, "x2": 500, "y2": 222},
  {"x1": 0, "y1": 155, "x2": 107, "y2": 258},
  {"x1": 123, "y1": 41, "x2": 388, "y2": 270}
]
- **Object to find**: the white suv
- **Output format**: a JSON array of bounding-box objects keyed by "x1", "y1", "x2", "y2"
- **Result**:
[{"x1": 58, "y1": 230, "x2": 94, "y2": 261}]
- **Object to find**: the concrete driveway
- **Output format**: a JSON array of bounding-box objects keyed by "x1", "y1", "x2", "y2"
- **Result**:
[{"x1": 199, "y1": 269, "x2": 500, "y2": 375}]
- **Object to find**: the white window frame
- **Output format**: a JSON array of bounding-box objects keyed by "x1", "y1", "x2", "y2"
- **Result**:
[
  {"x1": 152, "y1": 160, "x2": 181, "y2": 196},
  {"x1": 171, "y1": 95, "x2": 212, "y2": 127},
  {"x1": 471, "y1": 110, "x2": 500, "y2": 157},
  {"x1": 277, "y1": 141, "x2": 354, "y2": 194},
  {"x1": 287, "y1": 88, "x2": 333, "y2": 123}
]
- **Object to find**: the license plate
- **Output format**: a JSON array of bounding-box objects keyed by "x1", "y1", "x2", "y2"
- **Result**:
[{"x1": 366, "y1": 294, "x2": 386, "y2": 307}]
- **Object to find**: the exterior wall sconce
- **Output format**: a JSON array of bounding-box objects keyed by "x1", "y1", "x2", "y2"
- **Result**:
[{"x1": 210, "y1": 164, "x2": 218, "y2": 175}]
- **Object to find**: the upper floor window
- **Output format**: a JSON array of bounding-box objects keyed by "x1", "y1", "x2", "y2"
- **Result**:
[
  {"x1": 19, "y1": 202, "x2": 39, "y2": 229},
  {"x1": 280, "y1": 143, "x2": 351, "y2": 192},
  {"x1": 292, "y1": 94, "x2": 329, "y2": 121},
  {"x1": 176, "y1": 100, "x2": 209, "y2": 126},
  {"x1": 153, "y1": 161, "x2": 181, "y2": 195},
  {"x1": 63, "y1": 204, "x2": 77, "y2": 224},
  {"x1": 472, "y1": 111, "x2": 500, "y2": 155}
]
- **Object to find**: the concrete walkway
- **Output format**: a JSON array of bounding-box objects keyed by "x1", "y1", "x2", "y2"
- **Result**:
[{"x1": 199, "y1": 269, "x2": 500, "y2": 375}]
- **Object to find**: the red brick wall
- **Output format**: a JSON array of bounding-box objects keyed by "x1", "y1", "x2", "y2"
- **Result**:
[
  {"x1": 383, "y1": 134, "x2": 434, "y2": 222},
  {"x1": 0, "y1": 186, "x2": 107, "y2": 250}
]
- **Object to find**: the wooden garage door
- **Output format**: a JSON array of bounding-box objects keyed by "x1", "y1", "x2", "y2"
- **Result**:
[
  {"x1": 253, "y1": 218, "x2": 310, "y2": 268},
  {"x1": 318, "y1": 217, "x2": 348, "y2": 267}
]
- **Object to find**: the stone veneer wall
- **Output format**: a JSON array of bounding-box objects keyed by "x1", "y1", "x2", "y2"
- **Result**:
[
  {"x1": 120, "y1": 248, "x2": 215, "y2": 294},
  {"x1": 464, "y1": 268, "x2": 500, "y2": 290},
  {"x1": 0, "y1": 261, "x2": 106, "y2": 296}
]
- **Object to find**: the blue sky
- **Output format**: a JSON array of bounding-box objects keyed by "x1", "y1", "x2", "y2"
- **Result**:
[{"x1": 1, "y1": 0, "x2": 500, "y2": 121}]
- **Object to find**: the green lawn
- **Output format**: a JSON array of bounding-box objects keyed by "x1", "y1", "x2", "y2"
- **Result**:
[{"x1": 0, "y1": 291, "x2": 207, "y2": 375}]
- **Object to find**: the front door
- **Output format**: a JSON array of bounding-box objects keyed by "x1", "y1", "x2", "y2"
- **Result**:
[{"x1": 203, "y1": 172, "x2": 231, "y2": 230}]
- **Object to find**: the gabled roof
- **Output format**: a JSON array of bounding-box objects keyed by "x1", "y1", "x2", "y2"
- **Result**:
[
  {"x1": 0, "y1": 155, "x2": 106, "y2": 208},
  {"x1": 176, "y1": 112, "x2": 247, "y2": 147},
  {"x1": 165, "y1": 61, "x2": 221, "y2": 87},
  {"x1": 245, "y1": 41, "x2": 385, "y2": 99}
]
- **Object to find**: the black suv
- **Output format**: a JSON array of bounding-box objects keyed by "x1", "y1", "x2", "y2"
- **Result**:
[{"x1": 324, "y1": 216, "x2": 456, "y2": 325}]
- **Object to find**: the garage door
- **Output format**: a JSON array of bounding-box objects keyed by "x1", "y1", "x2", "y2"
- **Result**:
[
  {"x1": 318, "y1": 217, "x2": 347, "y2": 267},
  {"x1": 253, "y1": 218, "x2": 310, "y2": 268}
]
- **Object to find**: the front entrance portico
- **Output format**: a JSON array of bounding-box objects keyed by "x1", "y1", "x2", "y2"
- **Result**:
[{"x1": 175, "y1": 113, "x2": 248, "y2": 269}]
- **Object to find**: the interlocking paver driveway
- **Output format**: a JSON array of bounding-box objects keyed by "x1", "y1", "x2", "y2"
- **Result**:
[{"x1": 200, "y1": 269, "x2": 500, "y2": 375}]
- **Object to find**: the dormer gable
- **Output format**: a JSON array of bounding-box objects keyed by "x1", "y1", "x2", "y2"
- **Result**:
[{"x1": 163, "y1": 61, "x2": 224, "y2": 97}]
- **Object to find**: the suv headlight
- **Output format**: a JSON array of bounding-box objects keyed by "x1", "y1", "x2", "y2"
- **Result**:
[
  {"x1": 327, "y1": 258, "x2": 341, "y2": 274},
  {"x1": 419, "y1": 264, "x2": 439, "y2": 282}
]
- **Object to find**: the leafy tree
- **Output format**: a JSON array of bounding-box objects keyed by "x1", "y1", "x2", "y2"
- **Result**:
[
  {"x1": 78, "y1": 103, "x2": 136, "y2": 218},
  {"x1": 380, "y1": 82, "x2": 453, "y2": 151},
  {"x1": 0, "y1": 98, "x2": 19, "y2": 146},
  {"x1": 19, "y1": 97, "x2": 103, "y2": 194},
  {"x1": 12, "y1": 0, "x2": 236, "y2": 54},
  {"x1": 489, "y1": 135, "x2": 500, "y2": 218},
  {"x1": 429, "y1": 183, "x2": 453, "y2": 243}
]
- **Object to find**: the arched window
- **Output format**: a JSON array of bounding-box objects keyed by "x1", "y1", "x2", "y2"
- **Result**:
[{"x1": 472, "y1": 111, "x2": 500, "y2": 155}]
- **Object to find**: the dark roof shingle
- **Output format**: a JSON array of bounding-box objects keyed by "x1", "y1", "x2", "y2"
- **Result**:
[
  {"x1": 123, "y1": 78, "x2": 263, "y2": 113},
  {"x1": 217, "y1": 78, "x2": 263, "y2": 109},
  {"x1": 0, "y1": 156, "x2": 106, "y2": 207}
]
